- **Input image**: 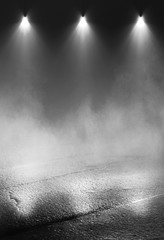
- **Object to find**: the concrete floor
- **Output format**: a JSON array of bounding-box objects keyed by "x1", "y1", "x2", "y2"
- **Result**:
[{"x1": 1, "y1": 157, "x2": 164, "y2": 239}]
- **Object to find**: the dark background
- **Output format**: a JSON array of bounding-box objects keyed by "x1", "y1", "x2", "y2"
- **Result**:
[{"x1": 0, "y1": 0, "x2": 163, "y2": 33}]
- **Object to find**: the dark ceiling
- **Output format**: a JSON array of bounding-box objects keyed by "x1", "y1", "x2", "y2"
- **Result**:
[{"x1": 0, "y1": 0, "x2": 163, "y2": 34}]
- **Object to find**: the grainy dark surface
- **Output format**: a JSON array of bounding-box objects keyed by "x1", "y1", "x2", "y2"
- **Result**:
[{"x1": 1, "y1": 157, "x2": 164, "y2": 239}]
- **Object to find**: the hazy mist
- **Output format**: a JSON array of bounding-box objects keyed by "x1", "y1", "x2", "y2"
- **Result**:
[{"x1": 0, "y1": 21, "x2": 163, "y2": 171}]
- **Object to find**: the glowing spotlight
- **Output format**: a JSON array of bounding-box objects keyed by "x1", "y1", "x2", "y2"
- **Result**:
[
  {"x1": 76, "y1": 15, "x2": 90, "y2": 47},
  {"x1": 20, "y1": 16, "x2": 30, "y2": 32},
  {"x1": 136, "y1": 16, "x2": 145, "y2": 29},
  {"x1": 78, "y1": 16, "x2": 88, "y2": 30},
  {"x1": 132, "y1": 15, "x2": 149, "y2": 50}
]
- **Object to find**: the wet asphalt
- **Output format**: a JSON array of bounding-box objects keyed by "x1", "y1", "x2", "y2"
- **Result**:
[{"x1": 0, "y1": 157, "x2": 164, "y2": 239}]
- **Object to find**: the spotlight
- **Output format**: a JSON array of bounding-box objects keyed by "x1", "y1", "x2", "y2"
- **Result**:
[
  {"x1": 20, "y1": 16, "x2": 30, "y2": 32},
  {"x1": 136, "y1": 16, "x2": 145, "y2": 29},
  {"x1": 78, "y1": 16, "x2": 88, "y2": 30},
  {"x1": 132, "y1": 15, "x2": 149, "y2": 49}
]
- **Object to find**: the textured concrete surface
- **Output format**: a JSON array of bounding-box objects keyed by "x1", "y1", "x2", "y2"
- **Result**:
[{"x1": 0, "y1": 157, "x2": 164, "y2": 239}]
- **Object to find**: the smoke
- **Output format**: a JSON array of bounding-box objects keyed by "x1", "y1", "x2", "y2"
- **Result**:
[
  {"x1": 0, "y1": 79, "x2": 163, "y2": 170},
  {"x1": 0, "y1": 26, "x2": 163, "y2": 172}
]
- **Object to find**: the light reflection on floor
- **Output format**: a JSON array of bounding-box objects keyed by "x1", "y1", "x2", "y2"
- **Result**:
[{"x1": 5, "y1": 158, "x2": 163, "y2": 224}]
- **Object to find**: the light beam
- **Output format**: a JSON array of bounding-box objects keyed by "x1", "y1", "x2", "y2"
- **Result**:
[
  {"x1": 136, "y1": 16, "x2": 145, "y2": 30},
  {"x1": 78, "y1": 16, "x2": 88, "y2": 30},
  {"x1": 20, "y1": 16, "x2": 30, "y2": 32},
  {"x1": 131, "y1": 15, "x2": 150, "y2": 50}
]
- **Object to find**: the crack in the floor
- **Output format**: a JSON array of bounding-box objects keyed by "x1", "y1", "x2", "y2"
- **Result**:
[{"x1": 8, "y1": 191, "x2": 21, "y2": 211}]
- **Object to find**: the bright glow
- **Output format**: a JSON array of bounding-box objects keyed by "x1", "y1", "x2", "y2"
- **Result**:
[
  {"x1": 20, "y1": 16, "x2": 30, "y2": 32},
  {"x1": 78, "y1": 16, "x2": 88, "y2": 30},
  {"x1": 136, "y1": 16, "x2": 145, "y2": 29},
  {"x1": 131, "y1": 15, "x2": 150, "y2": 50},
  {"x1": 76, "y1": 15, "x2": 90, "y2": 45}
]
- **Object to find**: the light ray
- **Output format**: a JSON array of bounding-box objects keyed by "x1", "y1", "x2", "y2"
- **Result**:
[
  {"x1": 20, "y1": 16, "x2": 30, "y2": 32},
  {"x1": 136, "y1": 16, "x2": 146, "y2": 30}
]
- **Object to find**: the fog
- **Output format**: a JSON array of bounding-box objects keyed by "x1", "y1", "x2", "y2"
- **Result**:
[{"x1": 0, "y1": 21, "x2": 163, "y2": 172}]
